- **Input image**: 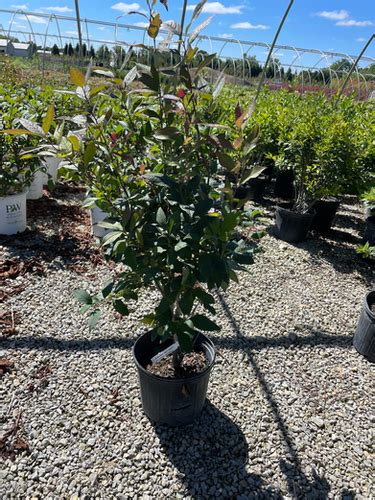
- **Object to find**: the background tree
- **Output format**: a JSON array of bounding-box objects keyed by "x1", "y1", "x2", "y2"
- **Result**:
[{"x1": 51, "y1": 44, "x2": 60, "y2": 56}]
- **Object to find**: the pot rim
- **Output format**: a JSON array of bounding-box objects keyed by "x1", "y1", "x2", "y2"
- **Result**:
[
  {"x1": 0, "y1": 190, "x2": 29, "y2": 200},
  {"x1": 365, "y1": 291, "x2": 375, "y2": 318},
  {"x1": 133, "y1": 331, "x2": 216, "y2": 383},
  {"x1": 276, "y1": 205, "x2": 315, "y2": 219}
]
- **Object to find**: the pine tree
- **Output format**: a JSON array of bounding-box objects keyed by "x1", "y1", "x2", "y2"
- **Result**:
[
  {"x1": 63, "y1": 43, "x2": 68, "y2": 56},
  {"x1": 51, "y1": 44, "x2": 60, "y2": 56}
]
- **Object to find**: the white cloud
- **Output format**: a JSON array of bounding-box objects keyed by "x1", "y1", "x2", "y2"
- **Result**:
[
  {"x1": 111, "y1": 2, "x2": 142, "y2": 13},
  {"x1": 231, "y1": 21, "x2": 269, "y2": 30},
  {"x1": 187, "y1": 2, "x2": 243, "y2": 15},
  {"x1": 65, "y1": 30, "x2": 78, "y2": 36},
  {"x1": 218, "y1": 33, "x2": 233, "y2": 39},
  {"x1": 11, "y1": 4, "x2": 28, "y2": 9},
  {"x1": 336, "y1": 19, "x2": 373, "y2": 27},
  {"x1": 42, "y1": 6, "x2": 74, "y2": 13},
  {"x1": 316, "y1": 10, "x2": 349, "y2": 21},
  {"x1": 356, "y1": 37, "x2": 366, "y2": 42},
  {"x1": 17, "y1": 14, "x2": 47, "y2": 24},
  {"x1": 97, "y1": 26, "x2": 107, "y2": 31},
  {"x1": 133, "y1": 21, "x2": 149, "y2": 28}
]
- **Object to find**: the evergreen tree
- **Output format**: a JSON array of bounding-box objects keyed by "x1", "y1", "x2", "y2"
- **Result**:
[
  {"x1": 68, "y1": 43, "x2": 74, "y2": 56},
  {"x1": 82, "y1": 43, "x2": 87, "y2": 57},
  {"x1": 89, "y1": 46, "x2": 95, "y2": 58},
  {"x1": 63, "y1": 43, "x2": 68, "y2": 56},
  {"x1": 51, "y1": 44, "x2": 60, "y2": 56}
]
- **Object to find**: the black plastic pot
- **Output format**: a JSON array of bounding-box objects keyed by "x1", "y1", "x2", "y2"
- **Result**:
[
  {"x1": 246, "y1": 176, "x2": 267, "y2": 202},
  {"x1": 274, "y1": 170, "x2": 294, "y2": 199},
  {"x1": 275, "y1": 205, "x2": 315, "y2": 243},
  {"x1": 364, "y1": 217, "x2": 375, "y2": 245},
  {"x1": 353, "y1": 291, "x2": 375, "y2": 362},
  {"x1": 310, "y1": 198, "x2": 340, "y2": 233},
  {"x1": 133, "y1": 331, "x2": 216, "y2": 426}
]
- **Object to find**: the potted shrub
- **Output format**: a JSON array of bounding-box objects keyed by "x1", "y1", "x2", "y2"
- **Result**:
[
  {"x1": 353, "y1": 290, "x2": 375, "y2": 362},
  {"x1": 6, "y1": 0, "x2": 292, "y2": 425},
  {"x1": 362, "y1": 188, "x2": 375, "y2": 245},
  {"x1": 0, "y1": 128, "x2": 37, "y2": 235},
  {"x1": 273, "y1": 98, "x2": 318, "y2": 243}
]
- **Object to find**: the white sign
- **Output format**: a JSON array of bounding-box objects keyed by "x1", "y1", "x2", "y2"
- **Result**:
[{"x1": 151, "y1": 342, "x2": 179, "y2": 364}]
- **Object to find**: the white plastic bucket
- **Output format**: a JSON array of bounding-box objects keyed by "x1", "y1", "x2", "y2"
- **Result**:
[
  {"x1": 0, "y1": 191, "x2": 27, "y2": 235},
  {"x1": 42, "y1": 157, "x2": 62, "y2": 185},
  {"x1": 27, "y1": 171, "x2": 44, "y2": 200},
  {"x1": 91, "y1": 205, "x2": 111, "y2": 238}
]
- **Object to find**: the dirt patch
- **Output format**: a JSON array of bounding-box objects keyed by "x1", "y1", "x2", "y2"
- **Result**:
[
  {"x1": 0, "y1": 283, "x2": 27, "y2": 303},
  {"x1": 0, "y1": 190, "x2": 104, "y2": 272},
  {"x1": 0, "y1": 412, "x2": 30, "y2": 461},
  {"x1": 147, "y1": 351, "x2": 207, "y2": 379},
  {"x1": 0, "y1": 358, "x2": 14, "y2": 376},
  {"x1": 0, "y1": 310, "x2": 21, "y2": 337}
]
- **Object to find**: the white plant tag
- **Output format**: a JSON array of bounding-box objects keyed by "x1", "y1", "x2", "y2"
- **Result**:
[{"x1": 151, "y1": 342, "x2": 179, "y2": 364}]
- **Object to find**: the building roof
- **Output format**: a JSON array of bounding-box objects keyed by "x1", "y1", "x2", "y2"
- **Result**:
[
  {"x1": 0, "y1": 39, "x2": 9, "y2": 46},
  {"x1": 12, "y1": 42, "x2": 31, "y2": 50}
]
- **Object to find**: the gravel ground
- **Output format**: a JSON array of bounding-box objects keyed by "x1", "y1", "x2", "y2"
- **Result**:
[{"x1": 0, "y1": 187, "x2": 374, "y2": 499}]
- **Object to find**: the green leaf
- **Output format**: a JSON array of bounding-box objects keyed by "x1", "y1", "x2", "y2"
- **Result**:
[
  {"x1": 102, "y1": 280, "x2": 114, "y2": 298},
  {"x1": 179, "y1": 291, "x2": 194, "y2": 315},
  {"x1": 42, "y1": 104, "x2": 54, "y2": 134},
  {"x1": 148, "y1": 13, "x2": 162, "y2": 39},
  {"x1": 73, "y1": 289, "x2": 92, "y2": 305},
  {"x1": 174, "y1": 240, "x2": 188, "y2": 251},
  {"x1": 176, "y1": 330, "x2": 194, "y2": 353},
  {"x1": 218, "y1": 152, "x2": 236, "y2": 171},
  {"x1": 19, "y1": 119, "x2": 45, "y2": 136},
  {"x1": 83, "y1": 141, "x2": 96, "y2": 166},
  {"x1": 88, "y1": 310, "x2": 101, "y2": 330},
  {"x1": 113, "y1": 299, "x2": 129, "y2": 316},
  {"x1": 0, "y1": 129, "x2": 34, "y2": 136},
  {"x1": 189, "y1": 16, "x2": 213, "y2": 44},
  {"x1": 70, "y1": 67, "x2": 85, "y2": 87},
  {"x1": 154, "y1": 127, "x2": 181, "y2": 140},
  {"x1": 79, "y1": 304, "x2": 91, "y2": 314},
  {"x1": 156, "y1": 207, "x2": 167, "y2": 225},
  {"x1": 240, "y1": 165, "x2": 267, "y2": 185},
  {"x1": 190, "y1": 314, "x2": 220, "y2": 331}
]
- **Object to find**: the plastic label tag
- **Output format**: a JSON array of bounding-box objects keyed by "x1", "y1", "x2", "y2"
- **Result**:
[{"x1": 151, "y1": 342, "x2": 179, "y2": 364}]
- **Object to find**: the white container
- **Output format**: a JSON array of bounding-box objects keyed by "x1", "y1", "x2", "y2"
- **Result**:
[
  {"x1": 27, "y1": 171, "x2": 44, "y2": 200},
  {"x1": 0, "y1": 191, "x2": 27, "y2": 235},
  {"x1": 91, "y1": 205, "x2": 111, "y2": 238},
  {"x1": 42, "y1": 157, "x2": 62, "y2": 185}
]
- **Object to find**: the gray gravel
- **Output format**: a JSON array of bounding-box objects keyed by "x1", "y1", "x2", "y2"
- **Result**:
[{"x1": 0, "y1": 190, "x2": 374, "y2": 499}]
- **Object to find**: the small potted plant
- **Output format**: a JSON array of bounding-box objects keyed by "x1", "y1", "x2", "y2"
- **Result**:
[
  {"x1": 362, "y1": 187, "x2": 375, "y2": 245},
  {"x1": 5, "y1": 0, "x2": 293, "y2": 425},
  {"x1": 273, "y1": 99, "x2": 318, "y2": 243},
  {"x1": 0, "y1": 128, "x2": 38, "y2": 235}
]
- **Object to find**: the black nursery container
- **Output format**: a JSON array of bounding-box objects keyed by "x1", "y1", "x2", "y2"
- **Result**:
[
  {"x1": 310, "y1": 198, "x2": 340, "y2": 233},
  {"x1": 133, "y1": 331, "x2": 216, "y2": 426},
  {"x1": 353, "y1": 291, "x2": 375, "y2": 362},
  {"x1": 364, "y1": 216, "x2": 375, "y2": 245},
  {"x1": 246, "y1": 176, "x2": 267, "y2": 202},
  {"x1": 274, "y1": 170, "x2": 294, "y2": 199},
  {"x1": 275, "y1": 206, "x2": 314, "y2": 243}
]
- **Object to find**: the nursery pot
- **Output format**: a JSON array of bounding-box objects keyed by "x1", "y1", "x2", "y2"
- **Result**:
[
  {"x1": 364, "y1": 217, "x2": 375, "y2": 246},
  {"x1": 42, "y1": 157, "x2": 62, "y2": 185},
  {"x1": 90, "y1": 205, "x2": 111, "y2": 238},
  {"x1": 133, "y1": 331, "x2": 216, "y2": 426},
  {"x1": 27, "y1": 171, "x2": 44, "y2": 200},
  {"x1": 246, "y1": 176, "x2": 267, "y2": 202},
  {"x1": 275, "y1": 205, "x2": 315, "y2": 243},
  {"x1": 310, "y1": 198, "x2": 340, "y2": 233},
  {"x1": 0, "y1": 191, "x2": 27, "y2": 235},
  {"x1": 353, "y1": 290, "x2": 375, "y2": 362},
  {"x1": 274, "y1": 170, "x2": 294, "y2": 199}
]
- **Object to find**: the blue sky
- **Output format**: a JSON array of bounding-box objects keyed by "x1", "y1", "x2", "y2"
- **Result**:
[{"x1": 1, "y1": 1, "x2": 374, "y2": 68}]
